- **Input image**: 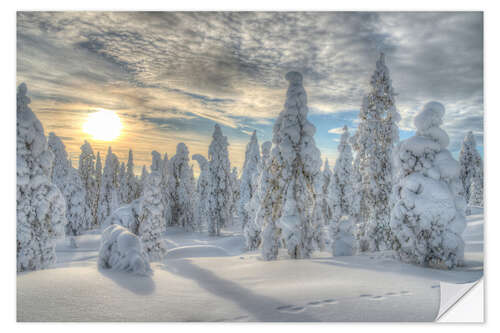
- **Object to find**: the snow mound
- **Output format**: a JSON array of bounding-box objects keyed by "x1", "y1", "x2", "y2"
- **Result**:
[
  {"x1": 98, "y1": 224, "x2": 152, "y2": 276},
  {"x1": 166, "y1": 245, "x2": 229, "y2": 259}
]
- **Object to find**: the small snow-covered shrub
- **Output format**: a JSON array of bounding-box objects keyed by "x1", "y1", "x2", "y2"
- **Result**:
[
  {"x1": 98, "y1": 224, "x2": 152, "y2": 276},
  {"x1": 331, "y1": 216, "x2": 356, "y2": 256}
]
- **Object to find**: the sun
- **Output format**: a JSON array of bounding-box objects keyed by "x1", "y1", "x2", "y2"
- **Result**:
[{"x1": 83, "y1": 109, "x2": 122, "y2": 141}]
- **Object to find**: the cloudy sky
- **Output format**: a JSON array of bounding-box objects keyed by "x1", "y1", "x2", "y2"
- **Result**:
[{"x1": 17, "y1": 12, "x2": 483, "y2": 175}]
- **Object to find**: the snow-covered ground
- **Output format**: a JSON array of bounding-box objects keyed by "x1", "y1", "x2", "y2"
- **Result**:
[{"x1": 17, "y1": 210, "x2": 483, "y2": 322}]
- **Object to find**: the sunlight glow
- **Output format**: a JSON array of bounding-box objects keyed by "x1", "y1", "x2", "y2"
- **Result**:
[{"x1": 83, "y1": 109, "x2": 122, "y2": 141}]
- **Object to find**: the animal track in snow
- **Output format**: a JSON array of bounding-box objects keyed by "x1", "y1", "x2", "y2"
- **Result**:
[
  {"x1": 276, "y1": 305, "x2": 294, "y2": 311},
  {"x1": 368, "y1": 295, "x2": 386, "y2": 301},
  {"x1": 321, "y1": 299, "x2": 338, "y2": 304}
]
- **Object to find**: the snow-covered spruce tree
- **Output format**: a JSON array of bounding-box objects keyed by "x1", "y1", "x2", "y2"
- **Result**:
[
  {"x1": 245, "y1": 141, "x2": 272, "y2": 250},
  {"x1": 390, "y1": 102, "x2": 466, "y2": 269},
  {"x1": 239, "y1": 131, "x2": 261, "y2": 231},
  {"x1": 193, "y1": 154, "x2": 210, "y2": 231},
  {"x1": 459, "y1": 131, "x2": 483, "y2": 205},
  {"x1": 95, "y1": 151, "x2": 102, "y2": 224},
  {"x1": 329, "y1": 126, "x2": 356, "y2": 256},
  {"x1": 118, "y1": 162, "x2": 126, "y2": 204},
  {"x1": 48, "y1": 132, "x2": 90, "y2": 237},
  {"x1": 351, "y1": 52, "x2": 401, "y2": 252},
  {"x1": 229, "y1": 167, "x2": 240, "y2": 222},
  {"x1": 168, "y1": 143, "x2": 196, "y2": 231},
  {"x1": 79, "y1": 140, "x2": 98, "y2": 228},
  {"x1": 98, "y1": 147, "x2": 120, "y2": 225},
  {"x1": 319, "y1": 159, "x2": 333, "y2": 227},
  {"x1": 260, "y1": 72, "x2": 322, "y2": 260},
  {"x1": 137, "y1": 169, "x2": 167, "y2": 261},
  {"x1": 17, "y1": 83, "x2": 66, "y2": 271},
  {"x1": 207, "y1": 124, "x2": 233, "y2": 236},
  {"x1": 160, "y1": 152, "x2": 172, "y2": 228},
  {"x1": 138, "y1": 165, "x2": 148, "y2": 197},
  {"x1": 125, "y1": 149, "x2": 139, "y2": 203}
]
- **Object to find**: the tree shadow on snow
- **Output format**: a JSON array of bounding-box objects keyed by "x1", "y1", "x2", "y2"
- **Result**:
[
  {"x1": 311, "y1": 255, "x2": 483, "y2": 285},
  {"x1": 164, "y1": 259, "x2": 317, "y2": 322},
  {"x1": 98, "y1": 267, "x2": 156, "y2": 295}
]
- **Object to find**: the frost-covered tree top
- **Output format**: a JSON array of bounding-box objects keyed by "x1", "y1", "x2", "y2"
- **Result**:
[
  {"x1": 48, "y1": 132, "x2": 70, "y2": 186},
  {"x1": 79, "y1": 140, "x2": 95, "y2": 177},
  {"x1": 261, "y1": 71, "x2": 322, "y2": 260},
  {"x1": 151, "y1": 150, "x2": 162, "y2": 173},
  {"x1": 272, "y1": 71, "x2": 322, "y2": 174},
  {"x1": 140, "y1": 165, "x2": 148, "y2": 183},
  {"x1": 17, "y1": 83, "x2": 67, "y2": 271},
  {"x1": 414, "y1": 101, "x2": 449, "y2": 148}
]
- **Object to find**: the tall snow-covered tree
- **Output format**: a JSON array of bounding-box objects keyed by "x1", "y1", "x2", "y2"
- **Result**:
[
  {"x1": 95, "y1": 151, "x2": 102, "y2": 224},
  {"x1": 239, "y1": 131, "x2": 261, "y2": 231},
  {"x1": 207, "y1": 124, "x2": 233, "y2": 236},
  {"x1": 125, "y1": 149, "x2": 138, "y2": 203},
  {"x1": 138, "y1": 165, "x2": 148, "y2": 197},
  {"x1": 17, "y1": 83, "x2": 66, "y2": 271},
  {"x1": 98, "y1": 147, "x2": 120, "y2": 225},
  {"x1": 229, "y1": 167, "x2": 240, "y2": 222},
  {"x1": 79, "y1": 140, "x2": 98, "y2": 228},
  {"x1": 245, "y1": 141, "x2": 272, "y2": 250},
  {"x1": 137, "y1": 170, "x2": 167, "y2": 261},
  {"x1": 193, "y1": 154, "x2": 210, "y2": 231},
  {"x1": 260, "y1": 72, "x2": 322, "y2": 260},
  {"x1": 459, "y1": 131, "x2": 483, "y2": 206},
  {"x1": 319, "y1": 159, "x2": 333, "y2": 227},
  {"x1": 160, "y1": 153, "x2": 172, "y2": 228},
  {"x1": 48, "y1": 132, "x2": 90, "y2": 237},
  {"x1": 390, "y1": 102, "x2": 466, "y2": 269},
  {"x1": 168, "y1": 143, "x2": 196, "y2": 231},
  {"x1": 329, "y1": 126, "x2": 356, "y2": 256},
  {"x1": 351, "y1": 52, "x2": 400, "y2": 252},
  {"x1": 118, "y1": 162, "x2": 126, "y2": 204}
]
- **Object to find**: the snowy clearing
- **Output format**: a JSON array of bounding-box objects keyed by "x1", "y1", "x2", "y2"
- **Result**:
[{"x1": 17, "y1": 211, "x2": 483, "y2": 322}]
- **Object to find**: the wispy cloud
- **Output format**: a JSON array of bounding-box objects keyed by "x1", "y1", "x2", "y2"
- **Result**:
[{"x1": 17, "y1": 12, "x2": 483, "y2": 172}]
